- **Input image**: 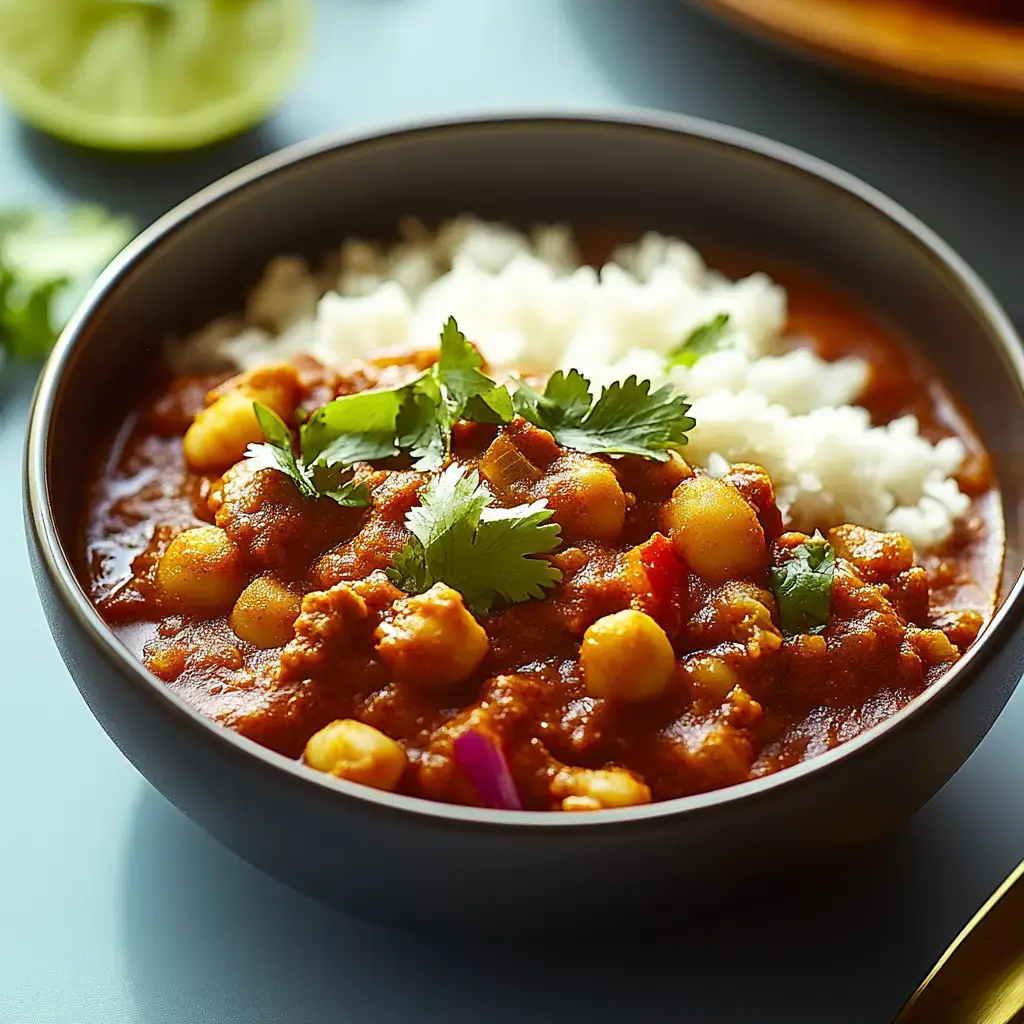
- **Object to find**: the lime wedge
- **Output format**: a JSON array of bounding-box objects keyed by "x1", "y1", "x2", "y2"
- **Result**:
[{"x1": 0, "y1": 0, "x2": 310, "y2": 151}]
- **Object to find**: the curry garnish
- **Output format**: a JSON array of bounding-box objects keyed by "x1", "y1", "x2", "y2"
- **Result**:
[
  {"x1": 245, "y1": 402, "x2": 370, "y2": 507},
  {"x1": 253, "y1": 316, "x2": 698, "y2": 496},
  {"x1": 667, "y1": 312, "x2": 732, "y2": 369},
  {"x1": 769, "y1": 535, "x2": 835, "y2": 638},
  {"x1": 301, "y1": 317, "x2": 513, "y2": 472},
  {"x1": 386, "y1": 465, "x2": 563, "y2": 617},
  {"x1": 513, "y1": 370, "x2": 695, "y2": 461}
]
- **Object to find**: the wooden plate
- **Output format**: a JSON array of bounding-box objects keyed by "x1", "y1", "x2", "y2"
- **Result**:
[{"x1": 692, "y1": 0, "x2": 1024, "y2": 111}]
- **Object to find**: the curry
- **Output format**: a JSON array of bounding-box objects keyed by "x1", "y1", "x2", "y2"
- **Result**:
[{"x1": 81, "y1": 260, "x2": 1002, "y2": 812}]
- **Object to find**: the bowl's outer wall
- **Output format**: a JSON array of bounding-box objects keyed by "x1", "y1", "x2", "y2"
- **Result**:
[{"x1": 28, "y1": 119, "x2": 1024, "y2": 931}]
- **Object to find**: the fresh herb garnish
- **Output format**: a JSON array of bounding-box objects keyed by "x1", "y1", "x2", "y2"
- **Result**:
[
  {"x1": 768, "y1": 535, "x2": 835, "y2": 638},
  {"x1": 386, "y1": 465, "x2": 563, "y2": 617},
  {"x1": 251, "y1": 314, "x2": 698, "y2": 506},
  {"x1": 436, "y1": 316, "x2": 515, "y2": 426},
  {"x1": 667, "y1": 313, "x2": 731, "y2": 369},
  {"x1": 0, "y1": 205, "x2": 133, "y2": 362},
  {"x1": 245, "y1": 402, "x2": 370, "y2": 507},
  {"x1": 300, "y1": 386, "x2": 410, "y2": 467},
  {"x1": 301, "y1": 316, "x2": 514, "y2": 472},
  {"x1": 513, "y1": 370, "x2": 695, "y2": 461}
]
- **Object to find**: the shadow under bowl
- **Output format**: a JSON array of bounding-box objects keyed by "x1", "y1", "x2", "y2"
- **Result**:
[{"x1": 24, "y1": 111, "x2": 1024, "y2": 934}]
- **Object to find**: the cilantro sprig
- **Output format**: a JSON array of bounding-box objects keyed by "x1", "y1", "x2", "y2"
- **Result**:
[
  {"x1": 249, "y1": 315, "x2": 697, "y2": 504},
  {"x1": 513, "y1": 369, "x2": 695, "y2": 461},
  {"x1": 768, "y1": 535, "x2": 835, "y2": 638},
  {"x1": 667, "y1": 313, "x2": 731, "y2": 369},
  {"x1": 245, "y1": 403, "x2": 370, "y2": 507},
  {"x1": 302, "y1": 316, "x2": 513, "y2": 472},
  {"x1": 386, "y1": 465, "x2": 563, "y2": 617}
]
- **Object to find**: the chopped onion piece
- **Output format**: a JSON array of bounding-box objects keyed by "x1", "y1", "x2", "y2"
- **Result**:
[
  {"x1": 452, "y1": 728, "x2": 524, "y2": 811},
  {"x1": 479, "y1": 433, "x2": 541, "y2": 492}
]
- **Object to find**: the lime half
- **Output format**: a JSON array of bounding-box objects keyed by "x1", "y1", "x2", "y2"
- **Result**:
[{"x1": 0, "y1": 0, "x2": 310, "y2": 151}]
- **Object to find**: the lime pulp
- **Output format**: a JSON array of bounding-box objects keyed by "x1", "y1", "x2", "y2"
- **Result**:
[{"x1": 0, "y1": 0, "x2": 311, "y2": 151}]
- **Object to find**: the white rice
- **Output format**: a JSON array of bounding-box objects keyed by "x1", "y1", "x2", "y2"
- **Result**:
[{"x1": 167, "y1": 215, "x2": 970, "y2": 551}]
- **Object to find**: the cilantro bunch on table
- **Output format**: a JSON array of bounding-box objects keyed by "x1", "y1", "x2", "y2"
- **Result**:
[{"x1": 0, "y1": 204, "x2": 133, "y2": 363}]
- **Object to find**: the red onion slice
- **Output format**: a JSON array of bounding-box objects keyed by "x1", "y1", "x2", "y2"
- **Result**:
[{"x1": 452, "y1": 728, "x2": 523, "y2": 811}]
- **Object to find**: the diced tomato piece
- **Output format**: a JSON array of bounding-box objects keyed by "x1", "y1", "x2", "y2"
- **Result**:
[{"x1": 632, "y1": 533, "x2": 686, "y2": 634}]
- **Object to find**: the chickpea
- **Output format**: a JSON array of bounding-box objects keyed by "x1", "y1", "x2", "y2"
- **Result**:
[
  {"x1": 581, "y1": 609, "x2": 676, "y2": 701},
  {"x1": 539, "y1": 458, "x2": 626, "y2": 541},
  {"x1": 374, "y1": 583, "x2": 489, "y2": 687},
  {"x1": 304, "y1": 719, "x2": 407, "y2": 791},
  {"x1": 156, "y1": 526, "x2": 246, "y2": 614},
  {"x1": 230, "y1": 362, "x2": 301, "y2": 417},
  {"x1": 184, "y1": 363, "x2": 300, "y2": 473},
  {"x1": 183, "y1": 391, "x2": 267, "y2": 473},
  {"x1": 229, "y1": 576, "x2": 302, "y2": 649},
  {"x1": 663, "y1": 476, "x2": 767, "y2": 584},
  {"x1": 552, "y1": 767, "x2": 651, "y2": 810},
  {"x1": 682, "y1": 654, "x2": 740, "y2": 702}
]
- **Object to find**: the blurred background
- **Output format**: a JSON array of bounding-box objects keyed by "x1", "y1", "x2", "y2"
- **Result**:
[{"x1": 1, "y1": 1, "x2": 1023, "y2": 1022}]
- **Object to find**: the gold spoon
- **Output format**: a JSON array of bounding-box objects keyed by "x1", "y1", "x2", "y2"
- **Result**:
[{"x1": 896, "y1": 860, "x2": 1024, "y2": 1023}]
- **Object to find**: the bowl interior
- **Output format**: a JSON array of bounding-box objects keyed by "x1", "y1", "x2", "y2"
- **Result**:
[{"x1": 43, "y1": 114, "x2": 1024, "y2": 675}]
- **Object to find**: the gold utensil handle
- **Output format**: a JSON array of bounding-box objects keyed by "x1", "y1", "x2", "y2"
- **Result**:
[{"x1": 896, "y1": 861, "x2": 1024, "y2": 1023}]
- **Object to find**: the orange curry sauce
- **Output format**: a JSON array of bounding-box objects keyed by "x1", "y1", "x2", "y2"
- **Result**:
[{"x1": 80, "y1": 252, "x2": 1004, "y2": 810}]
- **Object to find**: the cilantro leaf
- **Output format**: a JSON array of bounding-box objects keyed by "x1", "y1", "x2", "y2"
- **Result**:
[
  {"x1": 512, "y1": 369, "x2": 592, "y2": 431},
  {"x1": 245, "y1": 442, "x2": 315, "y2": 497},
  {"x1": 434, "y1": 315, "x2": 514, "y2": 430},
  {"x1": 255, "y1": 401, "x2": 295, "y2": 450},
  {"x1": 0, "y1": 271, "x2": 69, "y2": 361},
  {"x1": 308, "y1": 460, "x2": 371, "y2": 506},
  {"x1": 472, "y1": 502, "x2": 566, "y2": 609},
  {"x1": 463, "y1": 386, "x2": 515, "y2": 425},
  {"x1": 403, "y1": 463, "x2": 492, "y2": 550},
  {"x1": 388, "y1": 540, "x2": 431, "y2": 595},
  {"x1": 436, "y1": 317, "x2": 509, "y2": 419},
  {"x1": 769, "y1": 535, "x2": 835, "y2": 638},
  {"x1": 396, "y1": 374, "x2": 449, "y2": 471},
  {"x1": 246, "y1": 402, "x2": 369, "y2": 507},
  {"x1": 248, "y1": 403, "x2": 318, "y2": 500},
  {"x1": 667, "y1": 313, "x2": 731, "y2": 369},
  {"x1": 0, "y1": 204, "x2": 134, "y2": 362},
  {"x1": 294, "y1": 318, "x2": 512, "y2": 474},
  {"x1": 516, "y1": 371, "x2": 695, "y2": 461},
  {"x1": 386, "y1": 465, "x2": 563, "y2": 616},
  {"x1": 301, "y1": 387, "x2": 407, "y2": 466}
]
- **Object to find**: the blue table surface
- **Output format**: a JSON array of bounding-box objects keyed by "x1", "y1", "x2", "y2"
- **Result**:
[{"x1": 3, "y1": 2, "x2": 1023, "y2": 1021}]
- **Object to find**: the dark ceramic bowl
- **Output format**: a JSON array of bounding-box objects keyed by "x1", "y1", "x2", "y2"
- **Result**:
[{"x1": 25, "y1": 112, "x2": 1024, "y2": 934}]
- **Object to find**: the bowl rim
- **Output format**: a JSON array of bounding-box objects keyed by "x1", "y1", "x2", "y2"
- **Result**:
[{"x1": 26, "y1": 107, "x2": 1024, "y2": 832}]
